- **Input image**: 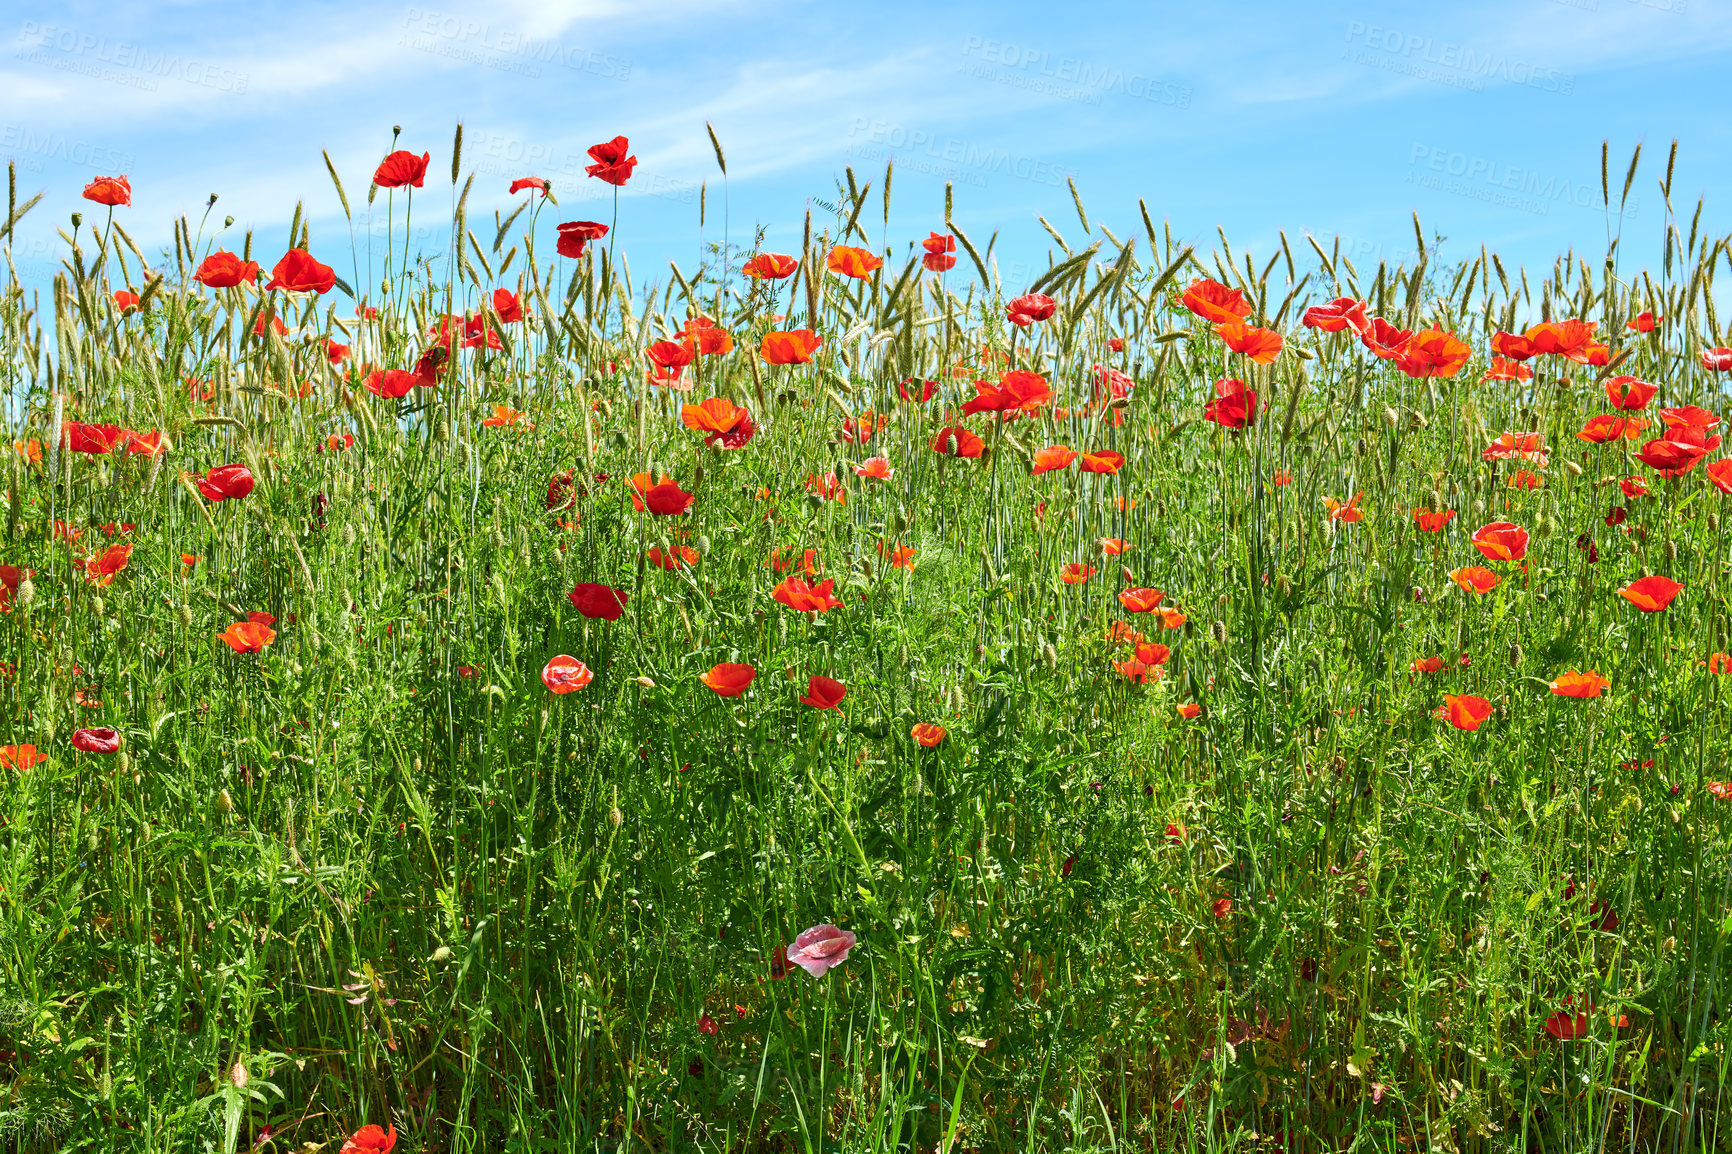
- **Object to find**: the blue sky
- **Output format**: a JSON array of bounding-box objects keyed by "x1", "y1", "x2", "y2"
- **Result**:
[{"x1": 3, "y1": 0, "x2": 1728, "y2": 298}]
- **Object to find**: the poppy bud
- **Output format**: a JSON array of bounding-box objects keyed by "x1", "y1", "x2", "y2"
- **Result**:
[
  {"x1": 1382, "y1": 406, "x2": 1398, "y2": 428},
  {"x1": 610, "y1": 805, "x2": 623, "y2": 827},
  {"x1": 695, "y1": 535, "x2": 711, "y2": 556},
  {"x1": 91, "y1": 596, "x2": 105, "y2": 617},
  {"x1": 1471, "y1": 499, "x2": 1485, "y2": 515},
  {"x1": 1563, "y1": 460, "x2": 1582, "y2": 477},
  {"x1": 1664, "y1": 540, "x2": 1678, "y2": 563},
  {"x1": 430, "y1": 945, "x2": 453, "y2": 962},
  {"x1": 1211, "y1": 620, "x2": 1227, "y2": 644},
  {"x1": 86, "y1": 832, "x2": 99, "y2": 853},
  {"x1": 217, "y1": 788, "x2": 234, "y2": 813},
  {"x1": 1429, "y1": 490, "x2": 1443, "y2": 511},
  {"x1": 1509, "y1": 644, "x2": 1523, "y2": 667},
  {"x1": 16, "y1": 578, "x2": 33, "y2": 609},
  {"x1": 633, "y1": 676, "x2": 655, "y2": 687},
  {"x1": 1709, "y1": 513, "x2": 1720, "y2": 533},
  {"x1": 230, "y1": 1060, "x2": 248, "y2": 1089}
]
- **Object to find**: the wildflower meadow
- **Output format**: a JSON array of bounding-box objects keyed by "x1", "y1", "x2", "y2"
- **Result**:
[{"x1": 1, "y1": 128, "x2": 1730, "y2": 1153}]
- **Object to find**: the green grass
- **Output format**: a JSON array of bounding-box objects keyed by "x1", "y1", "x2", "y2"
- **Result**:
[{"x1": 0, "y1": 138, "x2": 1729, "y2": 1153}]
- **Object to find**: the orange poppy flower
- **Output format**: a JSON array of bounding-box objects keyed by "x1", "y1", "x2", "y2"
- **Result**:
[
  {"x1": 218, "y1": 620, "x2": 277, "y2": 653},
  {"x1": 1098, "y1": 537, "x2": 1128, "y2": 555},
  {"x1": 1216, "y1": 320, "x2": 1283, "y2": 364},
  {"x1": 1176, "y1": 703, "x2": 1202, "y2": 719},
  {"x1": 84, "y1": 543, "x2": 132, "y2": 587},
  {"x1": 1212, "y1": 897, "x2": 1233, "y2": 919},
  {"x1": 1506, "y1": 469, "x2": 1543, "y2": 490},
  {"x1": 537, "y1": 655, "x2": 593, "y2": 694},
  {"x1": 886, "y1": 543, "x2": 917, "y2": 570},
  {"x1": 911, "y1": 722, "x2": 946, "y2": 747},
  {"x1": 1180, "y1": 278, "x2": 1250, "y2": 324},
  {"x1": 1272, "y1": 470, "x2": 1293, "y2": 486},
  {"x1": 0, "y1": 744, "x2": 45, "y2": 770},
  {"x1": 1482, "y1": 355, "x2": 1533, "y2": 382},
  {"x1": 1158, "y1": 607, "x2": 1188, "y2": 629},
  {"x1": 1618, "y1": 575, "x2": 1683, "y2": 612},
  {"x1": 1301, "y1": 296, "x2": 1370, "y2": 332},
  {"x1": 1359, "y1": 317, "x2": 1412, "y2": 359},
  {"x1": 962, "y1": 370, "x2": 1052, "y2": 415},
  {"x1": 1524, "y1": 319, "x2": 1598, "y2": 360},
  {"x1": 647, "y1": 545, "x2": 699, "y2": 570},
  {"x1": 854, "y1": 456, "x2": 893, "y2": 479},
  {"x1": 1441, "y1": 694, "x2": 1493, "y2": 731},
  {"x1": 1604, "y1": 375, "x2": 1657, "y2": 411},
  {"x1": 1031, "y1": 446, "x2": 1077, "y2": 475},
  {"x1": 1079, "y1": 449, "x2": 1125, "y2": 475},
  {"x1": 1482, "y1": 432, "x2": 1548, "y2": 466},
  {"x1": 1118, "y1": 588, "x2": 1164, "y2": 613},
  {"x1": 702, "y1": 662, "x2": 756, "y2": 696},
  {"x1": 1491, "y1": 331, "x2": 1534, "y2": 361},
  {"x1": 1549, "y1": 670, "x2": 1609, "y2": 698},
  {"x1": 481, "y1": 404, "x2": 530, "y2": 428},
  {"x1": 681, "y1": 397, "x2": 754, "y2": 448},
  {"x1": 682, "y1": 316, "x2": 733, "y2": 356},
  {"x1": 1133, "y1": 642, "x2": 1171, "y2": 665},
  {"x1": 1324, "y1": 493, "x2": 1364, "y2": 523},
  {"x1": 1470, "y1": 521, "x2": 1528, "y2": 563},
  {"x1": 647, "y1": 339, "x2": 697, "y2": 371},
  {"x1": 805, "y1": 473, "x2": 846, "y2": 503},
  {"x1": 826, "y1": 245, "x2": 883, "y2": 279},
  {"x1": 1577, "y1": 415, "x2": 1648, "y2": 444},
  {"x1": 770, "y1": 548, "x2": 820, "y2": 576},
  {"x1": 760, "y1": 329, "x2": 823, "y2": 365},
  {"x1": 799, "y1": 675, "x2": 847, "y2": 710},
  {"x1": 771, "y1": 576, "x2": 844, "y2": 613},
  {"x1": 743, "y1": 253, "x2": 799, "y2": 279},
  {"x1": 1410, "y1": 656, "x2": 1445, "y2": 673},
  {"x1": 1203, "y1": 378, "x2": 1257, "y2": 429},
  {"x1": 1114, "y1": 658, "x2": 1160, "y2": 683},
  {"x1": 629, "y1": 473, "x2": 695, "y2": 516},
  {"x1": 1061, "y1": 563, "x2": 1095, "y2": 585},
  {"x1": 1413, "y1": 508, "x2": 1456, "y2": 532},
  {"x1": 340, "y1": 1123, "x2": 396, "y2": 1154},
  {"x1": 1449, "y1": 566, "x2": 1501, "y2": 595},
  {"x1": 930, "y1": 426, "x2": 984, "y2": 458},
  {"x1": 1706, "y1": 459, "x2": 1732, "y2": 495},
  {"x1": 1396, "y1": 329, "x2": 1472, "y2": 378}
]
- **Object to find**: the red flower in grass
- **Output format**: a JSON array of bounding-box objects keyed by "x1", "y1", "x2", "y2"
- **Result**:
[
  {"x1": 1301, "y1": 297, "x2": 1369, "y2": 333},
  {"x1": 921, "y1": 232, "x2": 956, "y2": 272},
  {"x1": 72, "y1": 727, "x2": 121, "y2": 754},
  {"x1": 1079, "y1": 449, "x2": 1124, "y2": 475},
  {"x1": 962, "y1": 370, "x2": 1052, "y2": 415},
  {"x1": 374, "y1": 150, "x2": 430, "y2": 189},
  {"x1": 760, "y1": 329, "x2": 823, "y2": 365},
  {"x1": 1061, "y1": 563, "x2": 1095, "y2": 585},
  {"x1": 743, "y1": 253, "x2": 798, "y2": 280},
  {"x1": 1448, "y1": 567, "x2": 1500, "y2": 595},
  {"x1": 1180, "y1": 279, "x2": 1249, "y2": 324},
  {"x1": 1324, "y1": 493, "x2": 1364, "y2": 523},
  {"x1": 1176, "y1": 703, "x2": 1201, "y2": 719},
  {"x1": 1707, "y1": 459, "x2": 1732, "y2": 495},
  {"x1": 1216, "y1": 319, "x2": 1283, "y2": 364},
  {"x1": 647, "y1": 545, "x2": 698, "y2": 570},
  {"x1": 629, "y1": 473, "x2": 695, "y2": 515},
  {"x1": 681, "y1": 397, "x2": 755, "y2": 449},
  {"x1": 194, "y1": 249, "x2": 264, "y2": 288},
  {"x1": 1577, "y1": 415, "x2": 1648, "y2": 444},
  {"x1": 1359, "y1": 317, "x2": 1412, "y2": 359},
  {"x1": 1550, "y1": 670, "x2": 1609, "y2": 698},
  {"x1": 266, "y1": 249, "x2": 336, "y2": 294},
  {"x1": 1482, "y1": 432, "x2": 1548, "y2": 466},
  {"x1": 556, "y1": 220, "x2": 609, "y2": 259},
  {"x1": 1396, "y1": 329, "x2": 1471, "y2": 378},
  {"x1": 584, "y1": 136, "x2": 637, "y2": 185},
  {"x1": 63, "y1": 422, "x2": 128, "y2": 454},
  {"x1": 1618, "y1": 575, "x2": 1682, "y2": 612},
  {"x1": 365, "y1": 370, "x2": 420, "y2": 399},
  {"x1": 1118, "y1": 588, "x2": 1163, "y2": 613},
  {"x1": 702, "y1": 662, "x2": 756, "y2": 696},
  {"x1": 1627, "y1": 311, "x2": 1661, "y2": 332},
  {"x1": 930, "y1": 425, "x2": 984, "y2": 458},
  {"x1": 340, "y1": 1123, "x2": 396, "y2": 1154},
  {"x1": 1544, "y1": 1002, "x2": 1589, "y2": 1042},
  {"x1": 826, "y1": 245, "x2": 883, "y2": 279},
  {"x1": 1006, "y1": 292, "x2": 1057, "y2": 326},
  {"x1": 195, "y1": 465, "x2": 255, "y2": 502},
  {"x1": 509, "y1": 176, "x2": 548, "y2": 195},
  {"x1": 218, "y1": 620, "x2": 276, "y2": 653},
  {"x1": 1440, "y1": 695, "x2": 1493, "y2": 731},
  {"x1": 0, "y1": 744, "x2": 45, "y2": 769},
  {"x1": 799, "y1": 675, "x2": 847, "y2": 710},
  {"x1": 648, "y1": 339, "x2": 697, "y2": 371},
  {"x1": 1524, "y1": 319, "x2": 1598, "y2": 360},
  {"x1": 1605, "y1": 375, "x2": 1657, "y2": 411},
  {"x1": 569, "y1": 584, "x2": 629, "y2": 621},
  {"x1": 1203, "y1": 378, "x2": 1257, "y2": 429},
  {"x1": 771, "y1": 577, "x2": 843, "y2": 613},
  {"x1": 83, "y1": 175, "x2": 132, "y2": 206},
  {"x1": 1412, "y1": 508, "x2": 1455, "y2": 532},
  {"x1": 1031, "y1": 446, "x2": 1077, "y2": 474},
  {"x1": 1700, "y1": 347, "x2": 1732, "y2": 372},
  {"x1": 1410, "y1": 656, "x2": 1445, "y2": 674},
  {"x1": 1483, "y1": 355, "x2": 1532, "y2": 382},
  {"x1": 1470, "y1": 521, "x2": 1528, "y2": 563},
  {"x1": 911, "y1": 722, "x2": 946, "y2": 747},
  {"x1": 541, "y1": 655, "x2": 594, "y2": 694}
]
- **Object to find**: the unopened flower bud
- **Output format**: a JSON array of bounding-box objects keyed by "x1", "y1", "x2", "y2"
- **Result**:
[
  {"x1": 1211, "y1": 620, "x2": 1227, "y2": 644},
  {"x1": 430, "y1": 945, "x2": 453, "y2": 962},
  {"x1": 229, "y1": 1060, "x2": 248, "y2": 1089},
  {"x1": 1563, "y1": 460, "x2": 1582, "y2": 477},
  {"x1": 91, "y1": 596, "x2": 104, "y2": 617},
  {"x1": 633, "y1": 676, "x2": 655, "y2": 688},
  {"x1": 1509, "y1": 643, "x2": 1523, "y2": 668},
  {"x1": 217, "y1": 787, "x2": 235, "y2": 813},
  {"x1": 1382, "y1": 406, "x2": 1398, "y2": 428},
  {"x1": 1665, "y1": 541, "x2": 1678, "y2": 563},
  {"x1": 178, "y1": 602, "x2": 192, "y2": 626},
  {"x1": 15, "y1": 578, "x2": 33, "y2": 609}
]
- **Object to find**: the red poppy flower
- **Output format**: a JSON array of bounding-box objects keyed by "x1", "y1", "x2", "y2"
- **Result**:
[
  {"x1": 1203, "y1": 378, "x2": 1257, "y2": 429},
  {"x1": 702, "y1": 662, "x2": 756, "y2": 696},
  {"x1": 541, "y1": 655, "x2": 594, "y2": 694},
  {"x1": 681, "y1": 397, "x2": 754, "y2": 448},
  {"x1": 72, "y1": 727, "x2": 121, "y2": 754},
  {"x1": 648, "y1": 339, "x2": 697, "y2": 371},
  {"x1": 911, "y1": 722, "x2": 946, "y2": 747},
  {"x1": 1637, "y1": 430, "x2": 1713, "y2": 476},
  {"x1": 1482, "y1": 432, "x2": 1548, "y2": 466},
  {"x1": 1618, "y1": 575, "x2": 1682, "y2": 612},
  {"x1": 555, "y1": 220, "x2": 609, "y2": 259},
  {"x1": 109, "y1": 290, "x2": 139, "y2": 313},
  {"x1": 1490, "y1": 330, "x2": 1534, "y2": 361},
  {"x1": 195, "y1": 464, "x2": 255, "y2": 502},
  {"x1": 826, "y1": 245, "x2": 883, "y2": 279},
  {"x1": 629, "y1": 473, "x2": 695, "y2": 515},
  {"x1": 584, "y1": 136, "x2": 637, "y2": 185},
  {"x1": 771, "y1": 576, "x2": 843, "y2": 613},
  {"x1": 1079, "y1": 449, "x2": 1124, "y2": 475},
  {"x1": 930, "y1": 425, "x2": 984, "y2": 458},
  {"x1": 886, "y1": 543, "x2": 917, "y2": 569},
  {"x1": 82, "y1": 175, "x2": 132, "y2": 206},
  {"x1": 963, "y1": 370, "x2": 1052, "y2": 415},
  {"x1": 1627, "y1": 310, "x2": 1661, "y2": 332},
  {"x1": 899, "y1": 378, "x2": 938, "y2": 402},
  {"x1": 1700, "y1": 347, "x2": 1732, "y2": 372},
  {"x1": 1524, "y1": 319, "x2": 1598, "y2": 360},
  {"x1": 1659, "y1": 405, "x2": 1722, "y2": 433},
  {"x1": 218, "y1": 620, "x2": 277, "y2": 653},
  {"x1": 569, "y1": 583, "x2": 629, "y2": 620},
  {"x1": 921, "y1": 231, "x2": 955, "y2": 256},
  {"x1": 743, "y1": 253, "x2": 799, "y2": 279},
  {"x1": 81, "y1": 542, "x2": 131, "y2": 586},
  {"x1": 63, "y1": 421, "x2": 127, "y2": 454},
  {"x1": 1449, "y1": 566, "x2": 1500, "y2": 595},
  {"x1": 854, "y1": 456, "x2": 893, "y2": 479},
  {"x1": 1410, "y1": 656, "x2": 1445, "y2": 673},
  {"x1": 922, "y1": 251, "x2": 955, "y2": 271},
  {"x1": 1396, "y1": 329, "x2": 1471, "y2": 378},
  {"x1": 1604, "y1": 375, "x2": 1657, "y2": 411},
  {"x1": 1544, "y1": 1004, "x2": 1589, "y2": 1041},
  {"x1": 799, "y1": 675, "x2": 847, "y2": 710},
  {"x1": 1301, "y1": 296, "x2": 1370, "y2": 333},
  {"x1": 374, "y1": 150, "x2": 430, "y2": 189},
  {"x1": 1707, "y1": 459, "x2": 1732, "y2": 495},
  {"x1": 1325, "y1": 493, "x2": 1364, "y2": 523},
  {"x1": 1709, "y1": 652, "x2": 1732, "y2": 674},
  {"x1": 1031, "y1": 446, "x2": 1077, "y2": 475},
  {"x1": 1550, "y1": 670, "x2": 1609, "y2": 698},
  {"x1": 1006, "y1": 292, "x2": 1058, "y2": 326},
  {"x1": 266, "y1": 249, "x2": 336, "y2": 294},
  {"x1": 1114, "y1": 657, "x2": 1159, "y2": 683},
  {"x1": 1441, "y1": 694, "x2": 1492, "y2": 731},
  {"x1": 1413, "y1": 508, "x2": 1455, "y2": 532},
  {"x1": 1621, "y1": 476, "x2": 1650, "y2": 500},
  {"x1": 1061, "y1": 563, "x2": 1095, "y2": 585},
  {"x1": 362, "y1": 369, "x2": 418, "y2": 399},
  {"x1": 1577, "y1": 415, "x2": 1648, "y2": 444},
  {"x1": 340, "y1": 1123, "x2": 396, "y2": 1154},
  {"x1": 1217, "y1": 320, "x2": 1283, "y2": 364},
  {"x1": 1176, "y1": 702, "x2": 1201, "y2": 719},
  {"x1": 1471, "y1": 521, "x2": 1528, "y2": 563},
  {"x1": 1118, "y1": 588, "x2": 1163, "y2": 613},
  {"x1": 647, "y1": 544, "x2": 699, "y2": 570},
  {"x1": 0, "y1": 744, "x2": 45, "y2": 769},
  {"x1": 682, "y1": 316, "x2": 733, "y2": 356},
  {"x1": 1482, "y1": 356, "x2": 1533, "y2": 382},
  {"x1": 508, "y1": 176, "x2": 548, "y2": 195},
  {"x1": 1359, "y1": 317, "x2": 1412, "y2": 359},
  {"x1": 1180, "y1": 279, "x2": 1250, "y2": 324},
  {"x1": 489, "y1": 288, "x2": 523, "y2": 324},
  {"x1": 760, "y1": 330, "x2": 823, "y2": 365},
  {"x1": 1212, "y1": 897, "x2": 1233, "y2": 919}
]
